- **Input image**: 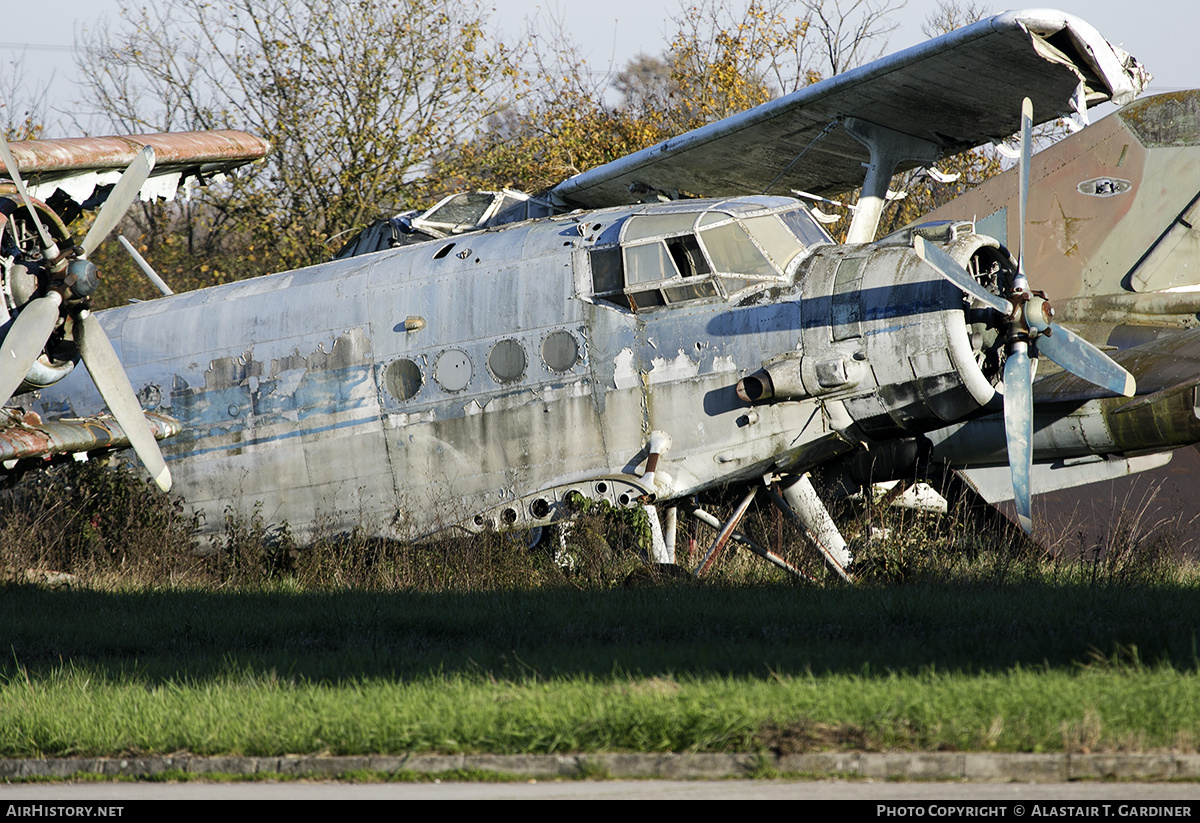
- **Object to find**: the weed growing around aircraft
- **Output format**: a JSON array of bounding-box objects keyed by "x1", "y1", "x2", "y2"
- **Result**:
[{"x1": 0, "y1": 462, "x2": 1189, "y2": 591}]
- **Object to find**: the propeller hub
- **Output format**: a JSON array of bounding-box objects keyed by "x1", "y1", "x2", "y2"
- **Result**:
[
  {"x1": 65, "y1": 258, "x2": 100, "y2": 298},
  {"x1": 1024, "y1": 295, "x2": 1054, "y2": 336}
]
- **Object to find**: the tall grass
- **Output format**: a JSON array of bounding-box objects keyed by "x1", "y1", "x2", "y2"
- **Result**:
[{"x1": 1, "y1": 462, "x2": 1190, "y2": 592}]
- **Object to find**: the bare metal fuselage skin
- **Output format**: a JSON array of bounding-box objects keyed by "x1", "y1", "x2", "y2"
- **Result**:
[{"x1": 34, "y1": 196, "x2": 997, "y2": 540}]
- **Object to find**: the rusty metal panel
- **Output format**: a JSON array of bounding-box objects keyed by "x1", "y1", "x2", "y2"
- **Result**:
[
  {"x1": 0, "y1": 409, "x2": 180, "y2": 462},
  {"x1": 6, "y1": 130, "x2": 272, "y2": 176}
]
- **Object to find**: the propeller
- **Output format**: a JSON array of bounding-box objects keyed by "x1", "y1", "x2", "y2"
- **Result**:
[
  {"x1": 0, "y1": 136, "x2": 172, "y2": 491},
  {"x1": 916, "y1": 98, "x2": 1134, "y2": 534}
]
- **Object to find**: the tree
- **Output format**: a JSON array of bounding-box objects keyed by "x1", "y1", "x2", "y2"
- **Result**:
[
  {"x1": 444, "y1": 0, "x2": 904, "y2": 197},
  {"x1": 80, "y1": 0, "x2": 520, "y2": 273},
  {"x1": 803, "y1": 0, "x2": 905, "y2": 78},
  {"x1": 0, "y1": 53, "x2": 50, "y2": 141}
]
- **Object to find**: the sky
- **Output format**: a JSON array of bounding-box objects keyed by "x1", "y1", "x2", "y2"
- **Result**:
[{"x1": 4, "y1": 0, "x2": 1197, "y2": 137}]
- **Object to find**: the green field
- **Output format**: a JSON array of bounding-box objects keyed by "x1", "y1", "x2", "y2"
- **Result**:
[{"x1": 4, "y1": 580, "x2": 1199, "y2": 757}]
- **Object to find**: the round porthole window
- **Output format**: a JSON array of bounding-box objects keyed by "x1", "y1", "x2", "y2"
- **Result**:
[
  {"x1": 383, "y1": 358, "x2": 423, "y2": 401},
  {"x1": 542, "y1": 330, "x2": 579, "y2": 372},
  {"x1": 434, "y1": 348, "x2": 473, "y2": 392},
  {"x1": 488, "y1": 339, "x2": 526, "y2": 383}
]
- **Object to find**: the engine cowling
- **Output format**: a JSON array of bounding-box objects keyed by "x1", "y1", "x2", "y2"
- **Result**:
[{"x1": 738, "y1": 231, "x2": 1008, "y2": 446}]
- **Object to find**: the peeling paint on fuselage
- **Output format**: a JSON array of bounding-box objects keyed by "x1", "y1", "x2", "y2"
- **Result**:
[
  {"x1": 34, "y1": 195, "x2": 995, "y2": 541},
  {"x1": 30, "y1": 201, "x2": 811, "y2": 539}
]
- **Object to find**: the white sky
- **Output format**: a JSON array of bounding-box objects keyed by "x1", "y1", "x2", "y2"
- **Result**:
[{"x1": 4, "y1": 0, "x2": 1197, "y2": 137}]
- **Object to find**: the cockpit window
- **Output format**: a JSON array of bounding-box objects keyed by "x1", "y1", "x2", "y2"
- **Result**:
[
  {"x1": 418, "y1": 192, "x2": 497, "y2": 232},
  {"x1": 621, "y1": 212, "x2": 699, "y2": 242},
  {"x1": 590, "y1": 201, "x2": 826, "y2": 312},
  {"x1": 698, "y1": 220, "x2": 778, "y2": 277},
  {"x1": 742, "y1": 215, "x2": 806, "y2": 270},
  {"x1": 778, "y1": 207, "x2": 833, "y2": 246},
  {"x1": 624, "y1": 241, "x2": 678, "y2": 285}
]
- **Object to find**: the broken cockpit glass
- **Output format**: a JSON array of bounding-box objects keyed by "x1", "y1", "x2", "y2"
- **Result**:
[{"x1": 333, "y1": 189, "x2": 555, "y2": 259}]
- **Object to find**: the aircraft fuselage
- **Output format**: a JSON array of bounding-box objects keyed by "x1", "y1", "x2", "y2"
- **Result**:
[{"x1": 34, "y1": 196, "x2": 1011, "y2": 540}]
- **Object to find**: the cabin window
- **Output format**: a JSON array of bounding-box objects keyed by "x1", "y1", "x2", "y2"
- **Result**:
[
  {"x1": 433, "y1": 349, "x2": 473, "y2": 392},
  {"x1": 384, "y1": 358, "x2": 423, "y2": 401},
  {"x1": 542, "y1": 330, "x2": 579, "y2": 372},
  {"x1": 488, "y1": 339, "x2": 527, "y2": 383}
]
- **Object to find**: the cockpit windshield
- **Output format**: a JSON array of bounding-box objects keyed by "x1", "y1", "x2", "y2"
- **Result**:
[{"x1": 590, "y1": 200, "x2": 830, "y2": 312}]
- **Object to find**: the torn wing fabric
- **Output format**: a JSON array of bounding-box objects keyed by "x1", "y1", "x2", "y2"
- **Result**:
[
  {"x1": 550, "y1": 9, "x2": 1151, "y2": 209},
  {"x1": 3, "y1": 130, "x2": 272, "y2": 205}
]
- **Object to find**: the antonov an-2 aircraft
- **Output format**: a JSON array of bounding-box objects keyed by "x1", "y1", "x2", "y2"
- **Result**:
[{"x1": 0, "y1": 9, "x2": 1190, "y2": 579}]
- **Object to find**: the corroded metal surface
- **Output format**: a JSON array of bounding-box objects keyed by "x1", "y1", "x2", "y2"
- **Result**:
[
  {"x1": 0, "y1": 409, "x2": 181, "y2": 463},
  {"x1": 28, "y1": 193, "x2": 1012, "y2": 543},
  {"x1": 5, "y1": 131, "x2": 272, "y2": 177}
]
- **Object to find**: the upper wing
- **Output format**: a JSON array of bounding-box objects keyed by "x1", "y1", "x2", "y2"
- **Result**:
[
  {"x1": 550, "y1": 9, "x2": 1150, "y2": 209},
  {"x1": 4, "y1": 130, "x2": 272, "y2": 206}
]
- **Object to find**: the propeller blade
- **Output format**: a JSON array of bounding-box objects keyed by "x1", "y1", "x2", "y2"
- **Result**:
[
  {"x1": 913, "y1": 236, "x2": 1012, "y2": 314},
  {"x1": 81, "y1": 146, "x2": 156, "y2": 258},
  {"x1": 1003, "y1": 345, "x2": 1034, "y2": 535},
  {"x1": 0, "y1": 133, "x2": 59, "y2": 256},
  {"x1": 0, "y1": 292, "x2": 62, "y2": 401},
  {"x1": 1017, "y1": 97, "x2": 1032, "y2": 281},
  {"x1": 75, "y1": 311, "x2": 172, "y2": 491},
  {"x1": 1037, "y1": 323, "x2": 1136, "y2": 397}
]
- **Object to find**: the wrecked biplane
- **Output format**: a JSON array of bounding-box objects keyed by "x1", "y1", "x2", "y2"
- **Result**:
[{"x1": 4, "y1": 9, "x2": 1187, "y2": 578}]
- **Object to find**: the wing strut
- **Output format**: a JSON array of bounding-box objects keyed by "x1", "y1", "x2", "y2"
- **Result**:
[{"x1": 842, "y1": 118, "x2": 940, "y2": 244}]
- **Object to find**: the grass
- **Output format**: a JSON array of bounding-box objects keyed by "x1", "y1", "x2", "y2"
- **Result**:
[
  {"x1": 2, "y1": 463, "x2": 1198, "y2": 760},
  {"x1": 3, "y1": 582, "x2": 1199, "y2": 757}
]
